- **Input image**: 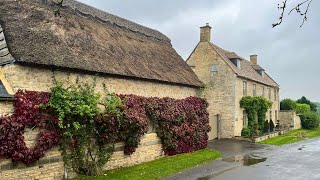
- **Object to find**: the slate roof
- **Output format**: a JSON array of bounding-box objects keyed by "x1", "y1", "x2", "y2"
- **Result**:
[
  {"x1": 211, "y1": 43, "x2": 279, "y2": 87},
  {"x1": 0, "y1": 0, "x2": 203, "y2": 87}
]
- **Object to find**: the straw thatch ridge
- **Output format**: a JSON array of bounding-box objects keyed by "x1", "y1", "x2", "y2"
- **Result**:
[{"x1": 0, "y1": 0, "x2": 203, "y2": 87}]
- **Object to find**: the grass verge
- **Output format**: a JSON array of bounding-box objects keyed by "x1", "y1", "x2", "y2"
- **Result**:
[
  {"x1": 259, "y1": 128, "x2": 320, "y2": 146},
  {"x1": 77, "y1": 148, "x2": 221, "y2": 180}
]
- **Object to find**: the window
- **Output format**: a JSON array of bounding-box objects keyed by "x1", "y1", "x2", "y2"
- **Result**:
[
  {"x1": 243, "y1": 110, "x2": 248, "y2": 128},
  {"x1": 253, "y1": 84, "x2": 256, "y2": 96},
  {"x1": 268, "y1": 88, "x2": 271, "y2": 100},
  {"x1": 274, "y1": 89, "x2": 277, "y2": 101},
  {"x1": 243, "y1": 81, "x2": 247, "y2": 96},
  {"x1": 261, "y1": 85, "x2": 265, "y2": 97},
  {"x1": 230, "y1": 58, "x2": 241, "y2": 69},
  {"x1": 211, "y1": 64, "x2": 218, "y2": 72},
  {"x1": 270, "y1": 111, "x2": 272, "y2": 121}
]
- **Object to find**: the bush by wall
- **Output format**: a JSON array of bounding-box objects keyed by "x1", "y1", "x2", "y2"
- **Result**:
[
  {"x1": 299, "y1": 112, "x2": 320, "y2": 129},
  {"x1": 280, "y1": 98, "x2": 297, "y2": 110},
  {"x1": 147, "y1": 96, "x2": 210, "y2": 155}
]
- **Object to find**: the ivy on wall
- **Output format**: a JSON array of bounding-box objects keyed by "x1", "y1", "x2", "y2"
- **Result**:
[
  {"x1": 240, "y1": 96, "x2": 272, "y2": 137},
  {"x1": 0, "y1": 85, "x2": 210, "y2": 176}
]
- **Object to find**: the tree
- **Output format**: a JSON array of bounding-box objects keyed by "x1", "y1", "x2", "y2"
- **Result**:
[
  {"x1": 295, "y1": 103, "x2": 311, "y2": 114},
  {"x1": 273, "y1": 0, "x2": 313, "y2": 27},
  {"x1": 297, "y1": 96, "x2": 318, "y2": 112},
  {"x1": 280, "y1": 98, "x2": 297, "y2": 110}
]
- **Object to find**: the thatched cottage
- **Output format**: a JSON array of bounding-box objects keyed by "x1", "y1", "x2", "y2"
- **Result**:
[
  {"x1": 0, "y1": 0, "x2": 203, "y2": 178},
  {"x1": 187, "y1": 24, "x2": 280, "y2": 139},
  {"x1": 0, "y1": 0, "x2": 203, "y2": 113}
]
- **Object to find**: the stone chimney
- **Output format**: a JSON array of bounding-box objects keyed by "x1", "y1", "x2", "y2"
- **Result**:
[
  {"x1": 250, "y1": 55, "x2": 258, "y2": 65},
  {"x1": 200, "y1": 23, "x2": 211, "y2": 42}
]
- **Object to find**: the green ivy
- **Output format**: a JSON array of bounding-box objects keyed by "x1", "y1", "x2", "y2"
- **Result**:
[
  {"x1": 240, "y1": 96, "x2": 272, "y2": 136},
  {"x1": 49, "y1": 82, "x2": 115, "y2": 176}
]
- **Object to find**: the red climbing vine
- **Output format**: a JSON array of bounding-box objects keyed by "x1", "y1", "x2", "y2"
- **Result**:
[{"x1": 0, "y1": 90, "x2": 60, "y2": 164}]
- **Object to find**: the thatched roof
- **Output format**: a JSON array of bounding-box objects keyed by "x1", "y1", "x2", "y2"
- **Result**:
[
  {"x1": 0, "y1": 0, "x2": 203, "y2": 87},
  {"x1": 211, "y1": 44, "x2": 279, "y2": 87}
]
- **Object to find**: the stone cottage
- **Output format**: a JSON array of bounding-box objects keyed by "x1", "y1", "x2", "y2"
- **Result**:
[
  {"x1": 0, "y1": 0, "x2": 203, "y2": 178},
  {"x1": 187, "y1": 24, "x2": 280, "y2": 140}
]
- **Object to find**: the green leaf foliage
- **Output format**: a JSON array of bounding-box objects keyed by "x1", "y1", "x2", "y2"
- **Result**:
[
  {"x1": 299, "y1": 111, "x2": 320, "y2": 129},
  {"x1": 280, "y1": 98, "x2": 297, "y2": 110},
  {"x1": 297, "y1": 96, "x2": 318, "y2": 112},
  {"x1": 295, "y1": 103, "x2": 311, "y2": 114},
  {"x1": 240, "y1": 96, "x2": 272, "y2": 136}
]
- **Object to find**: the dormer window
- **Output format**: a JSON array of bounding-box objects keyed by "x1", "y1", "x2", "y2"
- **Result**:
[
  {"x1": 230, "y1": 58, "x2": 241, "y2": 69},
  {"x1": 252, "y1": 64, "x2": 265, "y2": 77},
  {"x1": 257, "y1": 70, "x2": 264, "y2": 77}
]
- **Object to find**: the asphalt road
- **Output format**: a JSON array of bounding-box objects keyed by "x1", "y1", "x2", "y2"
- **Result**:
[{"x1": 165, "y1": 138, "x2": 320, "y2": 180}]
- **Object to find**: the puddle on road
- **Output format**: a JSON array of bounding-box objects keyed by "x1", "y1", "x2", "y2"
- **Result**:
[
  {"x1": 197, "y1": 154, "x2": 267, "y2": 180},
  {"x1": 222, "y1": 154, "x2": 267, "y2": 166}
]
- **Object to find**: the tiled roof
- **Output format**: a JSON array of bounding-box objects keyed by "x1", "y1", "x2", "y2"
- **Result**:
[{"x1": 211, "y1": 43, "x2": 279, "y2": 87}]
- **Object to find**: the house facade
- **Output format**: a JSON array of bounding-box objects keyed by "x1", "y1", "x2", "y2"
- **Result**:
[{"x1": 187, "y1": 24, "x2": 280, "y2": 140}]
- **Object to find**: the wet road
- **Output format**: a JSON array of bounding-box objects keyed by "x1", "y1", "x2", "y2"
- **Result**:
[{"x1": 165, "y1": 138, "x2": 320, "y2": 180}]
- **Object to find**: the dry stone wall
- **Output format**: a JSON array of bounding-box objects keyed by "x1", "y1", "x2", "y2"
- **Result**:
[{"x1": 279, "y1": 111, "x2": 301, "y2": 130}]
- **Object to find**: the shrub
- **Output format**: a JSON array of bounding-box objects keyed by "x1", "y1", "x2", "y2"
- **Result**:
[
  {"x1": 280, "y1": 98, "x2": 297, "y2": 110},
  {"x1": 299, "y1": 112, "x2": 320, "y2": 129},
  {"x1": 269, "y1": 119, "x2": 275, "y2": 132},
  {"x1": 295, "y1": 103, "x2": 311, "y2": 114},
  {"x1": 264, "y1": 120, "x2": 269, "y2": 133},
  {"x1": 241, "y1": 127, "x2": 252, "y2": 137}
]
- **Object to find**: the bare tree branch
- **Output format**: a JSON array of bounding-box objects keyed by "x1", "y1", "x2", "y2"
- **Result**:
[{"x1": 273, "y1": 0, "x2": 313, "y2": 28}]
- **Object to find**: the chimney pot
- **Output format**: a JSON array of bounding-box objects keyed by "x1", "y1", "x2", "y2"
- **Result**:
[
  {"x1": 200, "y1": 23, "x2": 212, "y2": 42},
  {"x1": 250, "y1": 55, "x2": 258, "y2": 65}
]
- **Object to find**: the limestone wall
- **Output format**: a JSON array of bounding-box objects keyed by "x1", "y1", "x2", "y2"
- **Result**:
[
  {"x1": 0, "y1": 64, "x2": 197, "y2": 179},
  {"x1": 0, "y1": 132, "x2": 162, "y2": 180},
  {"x1": 187, "y1": 42, "x2": 237, "y2": 139},
  {"x1": 279, "y1": 111, "x2": 301, "y2": 130}
]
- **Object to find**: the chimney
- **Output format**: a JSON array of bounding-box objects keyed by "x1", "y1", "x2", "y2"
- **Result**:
[
  {"x1": 250, "y1": 55, "x2": 258, "y2": 65},
  {"x1": 200, "y1": 23, "x2": 211, "y2": 42}
]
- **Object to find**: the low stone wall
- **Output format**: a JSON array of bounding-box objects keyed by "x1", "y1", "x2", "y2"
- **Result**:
[
  {"x1": 0, "y1": 132, "x2": 163, "y2": 180},
  {"x1": 279, "y1": 110, "x2": 301, "y2": 130}
]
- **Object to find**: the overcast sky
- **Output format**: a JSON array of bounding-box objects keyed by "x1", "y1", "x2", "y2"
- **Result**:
[{"x1": 78, "y1": 0, "x2": 320, "y2": 102}]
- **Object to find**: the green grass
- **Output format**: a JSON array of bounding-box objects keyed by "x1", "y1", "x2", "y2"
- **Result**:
[
  {"x1": 77, "y1": 149, "x2": 221, "y2": 180},
  {"x1": 259, "y1": 128, "x2": 320, "y2": 146}
]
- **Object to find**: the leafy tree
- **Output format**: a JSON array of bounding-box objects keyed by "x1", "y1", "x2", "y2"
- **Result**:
[
  {"x1": 297, "y1": 96, "x2": 318, "y2": 112},
  {"x1": 295, "y1": 103, "x2": 311, "y2": 114},
  {"x1": 280, "y1": 98, "x2": 297, "y2": 110}
]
